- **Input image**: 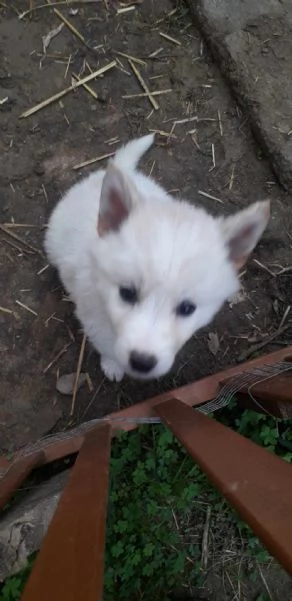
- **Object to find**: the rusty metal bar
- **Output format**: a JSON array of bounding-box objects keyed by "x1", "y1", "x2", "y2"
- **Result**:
[
  {"x1": 155, "y1": 398, "x2": 292, "y2": 575},
  {"x1": 21, "y1": 425, "x2": 111, "y2": 601},
  {"x1": 5, "y1": 346, "x2": 290, "y2": 468},
  {"x1": 0, "y1": 451, "x2": 45, "y2": 511}
]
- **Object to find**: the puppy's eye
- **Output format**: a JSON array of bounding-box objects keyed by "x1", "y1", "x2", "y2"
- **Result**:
[
  {"x1": 175, "y1": 300, "x2": 196, "y2": 317},
  {"x1": 119, "y1": 286, "x2": 138, "y2": 305}
]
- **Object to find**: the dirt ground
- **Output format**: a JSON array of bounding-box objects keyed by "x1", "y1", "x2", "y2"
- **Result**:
[
  {"x1": 0, "y1": 1, "x2": 291, "y2": 453},
  {"x1": 0, "y1": 1, "x2": 292, "y2": 599}
]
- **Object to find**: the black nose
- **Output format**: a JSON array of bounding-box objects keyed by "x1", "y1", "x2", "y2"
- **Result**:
[{"x1": 129, "y1": 351, "x2": 157, "y2": 374}]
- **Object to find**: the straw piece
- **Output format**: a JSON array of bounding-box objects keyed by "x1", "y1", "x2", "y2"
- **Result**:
[
  {"x1": 217, "y1": 109, "x2": 223, "y2": 136},
  {"x1": 128, "y1": 59, "x2": 159, "y2": 110},
  {"x1": 159, "y1": 32, "x2": 181, "y2": 46},
  {"x1": 211, "y1": 143, "x2": 215, "y2": 168},
  {"x1": 43, "y1": 342, "x2": 72, "y2": 374},
  {"x1": 0, "y1": 306, "x2": 13, "y2": 315},
  {"x1": 148, "y1": 47, "x2": 163, "y2": 58},
  {"x1": 117, "y1": 5, "x2": 135, "y2": 13},
  {"x1": 122, "y1": 89, "x2": 171, "y2": 99},
  {"x1": 53, "y1": 7, "x2": 85, "y2": 44},
  {"x1": 0, "y1": 224, "x2": 43, "y2": 255},
  {"x1": 2, "y1": 223, "x2": 39, "y2": 228},
  {"x1": 198, "y1": 190, "x2": 224, "y2": 204},
  {"x1": 70, "y1": 334, "x2": 86, "y2": 416},
  {"x1": 37, "y1": 264, "x2": 49, "y2": 276},
  {"x1": 19, "y1": 0, "x2": 98, "y2": 19},
  {"x1": 114, "y1": 51, "x2": 146, "y2": 66},
  {"x1": 20, "y1": 61, "x2": 116, "y2": 118},
  {"x1": 15, "y1": 300, "x2": 38, "y2": 317},
  {"x1": 73, "y1": 152, "x2": 115, "y2": 170},
  {"x1": 149, "y1": 128, "x2": 177, "y2": 139},
  {"x1": 72, "y1": 73, "x2": 97, "y2": 99}
]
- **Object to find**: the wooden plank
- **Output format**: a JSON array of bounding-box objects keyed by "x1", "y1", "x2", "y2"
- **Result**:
[
  {"x1": 21, "y1": 425, "x2": 111, "y2": 601},
  {"x1": 0, "y1": 452, "x2": 45, "y2": 510},
  {"x1": 5, "y1": 346, "x2": 290, "y2": 467},
  {"x1": 0, "y1": 456, "x2": 10, "y2": 470},
  {"x1": 155, "y1": 398, "x2": 292, "y2": 575}
]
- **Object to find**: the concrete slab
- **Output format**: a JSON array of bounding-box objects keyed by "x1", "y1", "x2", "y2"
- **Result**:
[{"x1": 186, "y1": 0, "x2": 292, "y2": 189}]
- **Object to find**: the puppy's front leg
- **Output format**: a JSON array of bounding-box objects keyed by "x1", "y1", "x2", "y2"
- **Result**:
[{"x1": 100, "y1": 356, "x2": 124, "y2": 382}]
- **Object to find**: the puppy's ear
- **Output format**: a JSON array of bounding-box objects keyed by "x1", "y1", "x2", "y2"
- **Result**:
[
  {"x1": 97, "y1": 164, "x2": 136, "y2": 236},
  {"x1": 220, "y1": 200, "x2": 270, "y2": 270}
]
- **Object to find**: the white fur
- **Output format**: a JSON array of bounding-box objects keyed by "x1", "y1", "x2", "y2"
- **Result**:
[{"x1": 45, "y1": 134, "x2": 270, "y2": 381}]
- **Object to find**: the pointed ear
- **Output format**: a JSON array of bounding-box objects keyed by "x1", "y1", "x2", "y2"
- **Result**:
[
  {"x1": 97, "y1": 164, "x2": 134, "y2": 237},
  {"x1": 220, "y1": 200, "x2": 270, "y2": 270}
]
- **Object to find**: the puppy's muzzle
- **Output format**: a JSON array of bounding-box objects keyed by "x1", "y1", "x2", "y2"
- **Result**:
[{"x1": 129, "y1": 351, "x2": 157, "y2": 374}]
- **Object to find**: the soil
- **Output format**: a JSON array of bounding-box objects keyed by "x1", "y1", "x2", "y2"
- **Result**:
[
  {"x1": 0, "y1": 1, "x2": 291, "y2": 597},
  {"x1": 0, "y1": 1, "x2": 291, "y2": 452}
]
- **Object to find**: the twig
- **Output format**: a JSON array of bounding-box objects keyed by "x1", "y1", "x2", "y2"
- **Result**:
[
  {"x1": 278, "y1": 305, "x2": 290, "y2": 330},
  {"x1": 0, "y1": 306, "x2": 13, "y2": 315},
  {"x1": 73, "y1": 152, "x2": 115, "y2": 170},
  {"x1": 2, "y1": 223, "x2": 39, "y2": 228},
  {"x1": 148, "y1": 47, "x2": 164, "y2": 58},
  {"x1": 20, "y1": 61, "x2": 116, "y2": 118},
  {"x1": 211, "y1": 143, "x2": 215, "y2": 168},
  {"x1": 253, "y1": 259, "x2": 276, "y2": 277},
  {"x1": 122, "y1": 89, "x2": 171, "y2": 99},
  {"x1": 254, "y1": 260, "x2": 292, "y2": 277},
  {"x1": 81, "y1": 378, "x2": 105, "y2": 419},
  {"x1": 217, "y1": 109, "x2": 223, "y2": 136},
  {"x1": 229, "y1": 165, "x2": 235, "y2": 190},
  {"x1": 198, "y1": 190, "x2": 224, "y2": 204},
  {"x1": 37, "y1": 264, "x2": 49, "y2": 276},
  {"x1": 43, "y1": 342, "x2": 72, "y2": 374},
  {"x1": 149, "y1": 128, "x2": 176, "y2": 138},
  {"x1": 171, "y1": 507, "x2": 179, "y2": 531},
  {"x1": 238, "y1": 324, "x2": 291, "y2": 361},
  {"x1": 70, "y1": 334, "x2": 86, "y2": 416},
  {"x1": 0, "y1": 224, "x2": 43, "y2": 255},
  {"x1": 201, "y1": 506, "x2": 211, "y2": 569},
  {"x1": 128, "y1": 58, "x2": 159, "y2": 110},
  {"x1": 116, "y1": 5, "x2": 135, "y2": 14},
  {"x1": 72, "y1": 73, "x2": 97, "y2": 99},
  {"x1": 276, "y1": 265, "x2": 292, "y2": 275},
  {"x1": 257, "y1": 562, "x2": 274, "y2": 601},
  {"x1": 15, "y1": 300, "x2": 38, "y2": 317},
  {"x1": 19, "y1": 0, "x2": 99, "y2": 19},
  {"x1": 53, "y1": 7, "x2": 86, "y2": 44},
  {"x1": 114, "y1": 50, "x2": 146, "y2": 66},
  {"x1": 159, "y1": 32, "x2": 181, "y2": 46}
]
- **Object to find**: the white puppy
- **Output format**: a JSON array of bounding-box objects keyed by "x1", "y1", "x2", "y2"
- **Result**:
[{"x1": 45, "y1": 134, "x2": 270, "y2": 381}]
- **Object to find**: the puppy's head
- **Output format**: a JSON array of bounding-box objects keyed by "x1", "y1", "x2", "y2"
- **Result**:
[{"x1": 92, "y1": 164, "x2": 270, "y2": 379}]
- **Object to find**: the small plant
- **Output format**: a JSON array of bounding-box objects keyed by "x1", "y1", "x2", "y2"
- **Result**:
[
  {"x1": 217, "y1": 399, "x2": 292, "y2": 461},
  {"x1": 104, "y1": 425, "x2": 215, "y2": 600},
  {"x1": 0, "y1": 555, "x2": 35, "y2": 601}
]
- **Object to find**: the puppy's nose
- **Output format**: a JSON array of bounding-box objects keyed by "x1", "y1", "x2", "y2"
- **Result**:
[{"x1": 129, "y1": 351, "x2": 157, "y2": 374}]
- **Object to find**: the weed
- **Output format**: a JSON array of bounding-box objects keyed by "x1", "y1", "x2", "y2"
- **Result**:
[
  {"x1": 0, "y1": 555, "x2": 35, "y2": 601},
  {"x1": 104, "y1": 425, "x2": 215, "y2": 600}
]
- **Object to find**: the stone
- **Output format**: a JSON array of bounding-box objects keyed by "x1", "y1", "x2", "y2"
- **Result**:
[
  {"x1": 0, "y1": 470, "x2": 69, "y2": 581},
  {"x1": 186, "y1": 0, "x2": 292, "y2": 189}
]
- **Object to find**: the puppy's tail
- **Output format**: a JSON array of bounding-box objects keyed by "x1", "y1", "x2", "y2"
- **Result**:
[{"x1": 113, "y1": 133, "x2": 154, "y2": 170}]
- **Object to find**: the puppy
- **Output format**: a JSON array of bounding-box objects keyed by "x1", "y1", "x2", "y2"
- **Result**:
[{"x1": 44, "y1": 134, "x2": 270, "y2": 381}]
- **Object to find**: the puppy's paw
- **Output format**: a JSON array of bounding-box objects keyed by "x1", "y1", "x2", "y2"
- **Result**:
[{"x1": 101, "y1": 357, "x2": 124, "y2": 382}]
